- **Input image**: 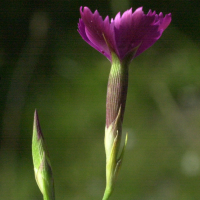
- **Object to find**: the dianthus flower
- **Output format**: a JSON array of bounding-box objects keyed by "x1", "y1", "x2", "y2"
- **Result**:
[
  {"x1": 78, "y1": 6, "x2": 171, "y2": 61},
  {"x1": 78, "y1": 6, "x2": 171, "y2": 200}
]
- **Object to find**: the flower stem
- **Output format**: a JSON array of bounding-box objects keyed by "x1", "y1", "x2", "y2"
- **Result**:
[
  {"x1": 102, "y1": 187, "x2": 112, "y2": 200},
  {"x1": 103, "y1": 53, "x2": 129, "y2": 200}
]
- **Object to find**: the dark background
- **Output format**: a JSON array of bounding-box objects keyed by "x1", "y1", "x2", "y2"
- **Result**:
[{"x1": 1, "y1": 0, "x2": 200, "y2": 199}]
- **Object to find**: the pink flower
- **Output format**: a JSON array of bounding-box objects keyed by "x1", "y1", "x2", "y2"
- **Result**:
[{"x1": 78, "y1": 6, "x2": 171, "y2": 62}]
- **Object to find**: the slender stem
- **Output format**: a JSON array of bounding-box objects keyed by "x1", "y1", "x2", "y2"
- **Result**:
[{"x1": 102, "y1": 187, "x2": 112, "y2": 200}]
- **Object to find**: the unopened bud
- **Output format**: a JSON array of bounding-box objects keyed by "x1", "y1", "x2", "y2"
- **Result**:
[{"x1": 32, "y1": 110, "x2": 55, "y2": 200}]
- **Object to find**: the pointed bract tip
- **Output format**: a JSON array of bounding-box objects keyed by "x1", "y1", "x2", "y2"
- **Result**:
[{"x1": 34, "y1": 109, "x2": 43, "y2": 140}]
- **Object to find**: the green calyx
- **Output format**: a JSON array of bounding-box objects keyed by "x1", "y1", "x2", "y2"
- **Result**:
[{"x1": 106, "y1": 52, "x2": 129, "y2": 128}]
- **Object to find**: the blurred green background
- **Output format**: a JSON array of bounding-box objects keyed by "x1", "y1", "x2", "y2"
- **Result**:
[{"x1": 1, "y1": 0, "x2": 200, "y2": 199}]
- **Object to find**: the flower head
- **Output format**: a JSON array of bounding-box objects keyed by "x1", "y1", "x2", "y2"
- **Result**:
[{"x1": 78, "y1": 6, "x2": 171, "y2": 62}]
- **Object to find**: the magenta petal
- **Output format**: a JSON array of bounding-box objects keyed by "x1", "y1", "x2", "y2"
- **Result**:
[
  {"x1": 78, "y1": 6, "x2": 171, "y2": 61},
  {"x1": 159, "y1": 13, "x2": 172, "y2": 31},
  {"x1": 79, "y1": 7, "x2": 112, "y2": 60},
  {"x1": 78, "y1": 19, "x2": 110, "y2": 60}
]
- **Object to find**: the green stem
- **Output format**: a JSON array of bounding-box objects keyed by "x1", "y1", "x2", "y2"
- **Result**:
[
  {"x1": 102, "y1": 187, "x2": 112, "y2": 200},
  {"x1": 43, "y1": 188, "x2": 55, "y2": 200}
]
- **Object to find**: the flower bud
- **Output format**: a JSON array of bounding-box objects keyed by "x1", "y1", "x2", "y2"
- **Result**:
[{"x1": 32, "y1": 110, "x2": 55, "y2": 200}]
